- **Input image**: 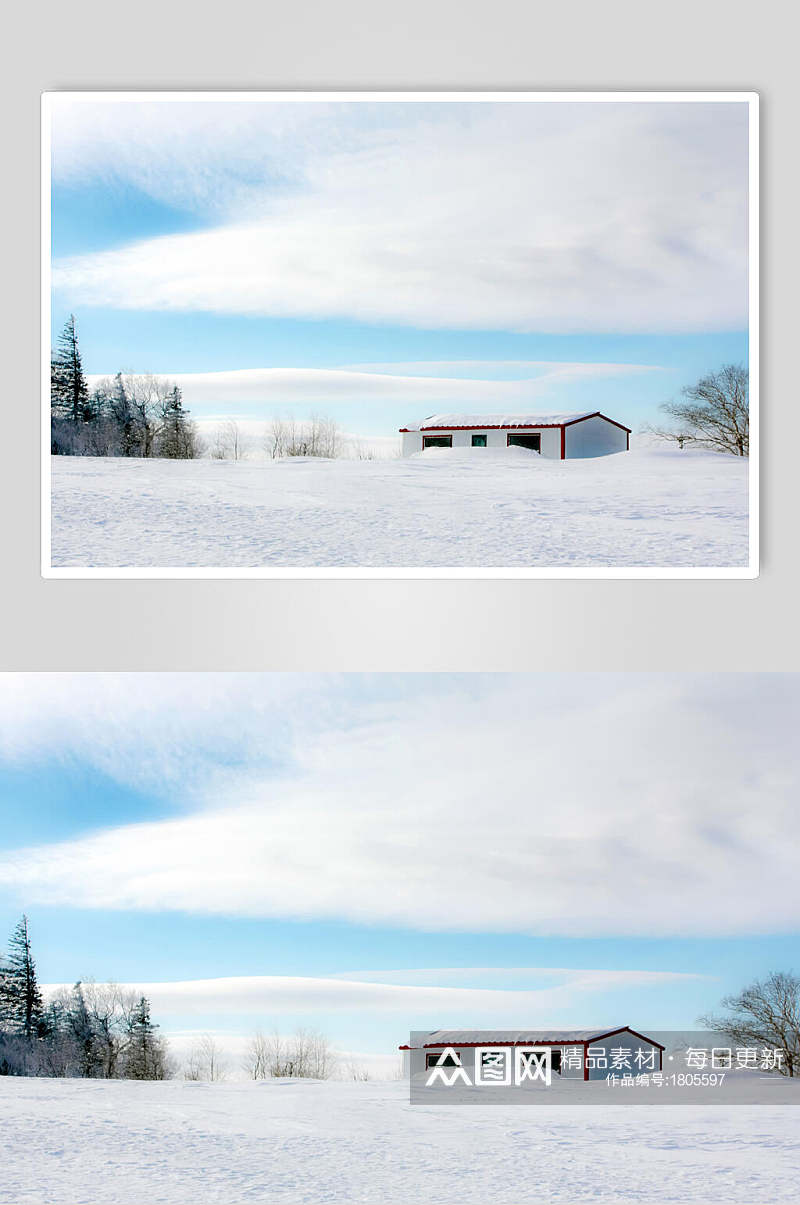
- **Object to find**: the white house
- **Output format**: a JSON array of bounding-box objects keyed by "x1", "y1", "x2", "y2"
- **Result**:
[
  {"x1": 400, "y1": 1027, "x2": 664, "y2": 1081},
  {"x1": 399, "y1": 412, "x2": 631, "y2": 459}
]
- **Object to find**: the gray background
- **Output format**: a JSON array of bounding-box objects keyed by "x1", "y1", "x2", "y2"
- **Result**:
[{"x1": 2, "y1": 0, "x2": 796, "y2": 671}]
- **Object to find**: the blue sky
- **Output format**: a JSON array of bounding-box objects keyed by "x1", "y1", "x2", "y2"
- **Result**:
[
  {"x1": 49, "y1": 98, "x2": 750, "y2": 442},
  {"x1": 0, "y1": 674, "x2": 795, "y2": 1062}
]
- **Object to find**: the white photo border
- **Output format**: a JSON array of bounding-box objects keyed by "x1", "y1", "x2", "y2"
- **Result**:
[{"x1": 41, "y1": 90, "x2": 759, "y2": 580}]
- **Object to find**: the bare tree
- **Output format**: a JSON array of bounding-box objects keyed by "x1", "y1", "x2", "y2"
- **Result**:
[
  {"x1": 699, "y1": 971, "x2": 800, "y2": 1076},
  {"x1": 209, "y1": 426, "x2": 227, "y2": 460},
  {"x1": 264, "y1": 1027, "x2": 334, "y2": 1078},
  {"x1": 307, "y1": 414, "x2": 340, "y2": 459},
  {"x1": 263, "y1": 417, "x2": 287, "y2": 460},
  {"x1": 242, "y1": 1031, "x2": 271, "y2": 1080},
  {"x1": 125, "y1": 374, "x2": 163, "y2": 458},
  {"x1": 295, "y1": 1027, "x2": 334, "y2": 1079},
  {"x1": 346, "y1": 438, "x2": 379, "y2": 461},
  {"x1": 225, "y1": 420, "x2": 245, "y2": 461},
  {"x1": 265, "y1": 1029, "x2": 292, "y2": 1077},
  {"x1": 210, "y1": 420, "x2": 247, "y2": 461},
  {"x1": 646, "y1": 363, "x2": 749, "y2": 456},
  {"x1": 183, "y1": 1033, "x2": 227, "y2": 1081},
  {"x1": 281, "y1": 416, "x2": 304, "y2": 458},
  {"x1": 198, "y1": 1033, "x2": 227, "y2": 1081},
  {"x1": 343, "y1": 1058, "x2": 371, "y2": 1081},
  {"x1": 82, "y1": 981, "x2": 127, "y2": 1078},
  {"x1": 182, "y1": 1044, "x2": 205, "y2": 1081},
  {"x1": 261, "y1": 415, "x2": 341, "y2": 459}
]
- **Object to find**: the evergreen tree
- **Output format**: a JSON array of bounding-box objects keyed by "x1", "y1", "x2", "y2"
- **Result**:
[
  {"x1": 108, "y1": 372, "x2": 138, "y2": 457},
  {"x1": 123, "y1": 996, "x2": 167, "y2": 1080},
  {"x1": 157, "y1": 385, "x2": 197, "y2": 458},
  {"x1": 3, "y1": 916, "x2": 43, "y2": 1040},
  {"x1": 51, "y1": 315, "x2": 90, "y2": 425},
  {"x1": 67, "y1": 982, "x2": 102, "y2": 1077},
  {"x1": 0, "y1": 952, "x2": 11, "y2": 1030}
]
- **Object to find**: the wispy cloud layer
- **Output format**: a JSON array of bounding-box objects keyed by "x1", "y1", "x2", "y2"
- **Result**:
[
  {"x1": 0, "y1": 675, "x2": 796, "y2": 938},
  {"x1": 43, "y1": 968, "x2": 703, "y2": 1019},
  {"x1": 327, "y1": 967, "x2": 706, "y2": 987},
  {"x1": 51, "y1": 99, "x2": 749, "y2": 333},
  {"x1": 87, "y1": 362, "x2": 657, "y2": 408}
]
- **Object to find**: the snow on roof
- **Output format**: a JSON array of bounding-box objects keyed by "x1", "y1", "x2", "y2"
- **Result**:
[
  {"x1": 400, "y1": 411, "x2": 598, "y2": 432},
  {"x1": 418, "y1": 1027, "x2": 662, "y2": 1047}
]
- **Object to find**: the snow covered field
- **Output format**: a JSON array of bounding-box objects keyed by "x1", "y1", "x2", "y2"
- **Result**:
[
  {"x1": 49, "y1": 447, "x2": 749, "y2": 571},
  {"x1": 2, "y1": 1078, "x2": 797, "y2": 1204}
]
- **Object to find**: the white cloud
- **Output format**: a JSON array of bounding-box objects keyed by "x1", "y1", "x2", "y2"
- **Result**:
[
  {"x1": 0, "y1": 672, "x2": 325, "y2": 798},
  {"x1": 43, "y1": 967, "x2": 701, "y2": 1018},
  {"x1": 343, "y1": 361, "x2": 661, "y2": 378},
  {"x1": 50, "y1": 98, "x2": 378, "y2": 217},
  {"x1": 86, "y1": 362, "x2": 656, "y2": 408},
  {"x1": 328, "y1": 967, "x2": 705, "y2": 987},
  {"x1": 50, "y1": 99, "x2": 749, "y2": 332},
  {"x1": 0, "y1": 674, "x2": 797, "y2": 937}
]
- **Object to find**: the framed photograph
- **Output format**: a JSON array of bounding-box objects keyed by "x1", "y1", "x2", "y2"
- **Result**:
[
  {"x1": 2, "y1": 671, "x2": 798, "y2": 1203},
  {"x1": 42, "y1": 92, "x2": 758, "y2": 578}
]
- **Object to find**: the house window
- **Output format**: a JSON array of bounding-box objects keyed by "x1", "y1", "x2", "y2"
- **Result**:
[
  {"x1": 426, "y1": 1051, "x2": 461, "y2": 1069},
  {"x1": 471, "y1": 433, "x2": 487, "y2": 447},
  {"x1": 507, "y1": 433, "x2": 541, "y2": 452},
  {"x1": 422, "y1": 434, "x2": 452, "y2": 449}
]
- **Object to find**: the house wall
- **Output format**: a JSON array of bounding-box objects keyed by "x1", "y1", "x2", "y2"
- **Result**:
[
  {"x1": 490, "y1": 427, "x2": 561, "y2": 458},
  {"x1": 401, "y1": 427, "x2": 562, "y2": 458},
  {"x1": 401, "y1": 431, "x2": 423, "y2": 456},
  {"x1": 564, "y1": 415, "x2": 628, "y2": 458}
]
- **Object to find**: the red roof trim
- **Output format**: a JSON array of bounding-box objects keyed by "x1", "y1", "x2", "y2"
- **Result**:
[
  {"x1": 562, "y1": 412, "x2": 632, "y2": 434},
  {"x1": 587, "y1": 1026, "x2": 666, "y2": 1051},
  {"x1": 401, "y1": 421, "x2": 573, "y2": 432},
  {"x1": 418, "y1": 1027, "x2": 664, "y2": 1051},
  {"x1": 399, "y1": 412, "x2": 631, "y2": 435},
  {"x1": 422, "y1": 1039, "x2": 576, "y2": 1048}
]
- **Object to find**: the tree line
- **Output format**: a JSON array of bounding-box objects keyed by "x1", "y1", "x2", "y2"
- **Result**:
[
  {"x1": 207, "y1": 416, "x2": 383, "y2": 462},
  {"x1": 0, "y1": 915, "x2": 169, "y2": 1079},
  {"x1": 184, "y1": 1028, "x2": 343, "y2": 1082},
  {"x1": 0, "y1": 916, "x2": 354, "y2": 1083},
  {"x1": 51, "y1": 316, "x2": 200, "y2": 459},
  {"x1": 49, "y1": 316, "x2": 360, "y2": 463}
]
